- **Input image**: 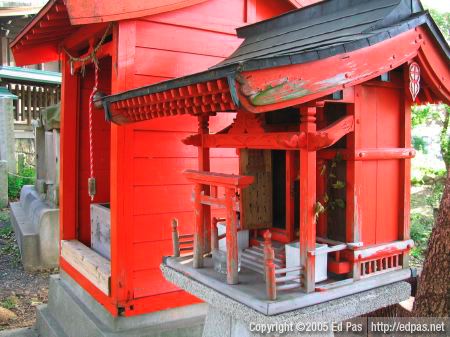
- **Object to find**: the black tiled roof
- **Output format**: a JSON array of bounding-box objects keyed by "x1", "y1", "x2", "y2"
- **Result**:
[{"x1": 214, "y1": 0, "x2": 448, "y2": 71}]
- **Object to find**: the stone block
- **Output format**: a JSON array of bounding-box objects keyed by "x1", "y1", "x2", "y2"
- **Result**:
[
  {"x1": 0, "y1": 160, "x2": 7, "y2": 208},
  {"x1": 10, "y1": 185, "x2": 59, "y2": 270},
  {"x1": 0, "y1": 97, "x2": 16, "y2": 174}
]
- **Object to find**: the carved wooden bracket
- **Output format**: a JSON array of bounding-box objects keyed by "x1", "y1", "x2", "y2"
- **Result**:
[{"x1": 308, "y1": 115, "x2": 354, "y2": 151}]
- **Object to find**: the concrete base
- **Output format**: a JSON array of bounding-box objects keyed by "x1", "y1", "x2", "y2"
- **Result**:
[
  {"x1": 161, "y1": 264, "x2": 411, "y2": 337},
  {"x1": 10, "y1": 185, "x2": 59, "y2": 270},
  {"x1": 35, "y1": 271, "x2": 207, "y2": 337}
]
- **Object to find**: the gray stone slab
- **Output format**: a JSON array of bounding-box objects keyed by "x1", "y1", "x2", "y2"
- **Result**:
[
  {"x1": 163, "y1": 256, "x2": 412, "y2": 315},
  {"x1": 35, "y1": 272, "x2": 207, "y2": 337},
  {"x1": 10, "y1": 185, "x2": 59, "y2": 270},
  {"x1": 160, "y1": 263, "x2": 411, "y2": 326}
]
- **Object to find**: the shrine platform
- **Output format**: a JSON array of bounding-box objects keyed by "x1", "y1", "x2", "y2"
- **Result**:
[{"x1": 162, "y1": 256, "x2": 412, "y2": 316}]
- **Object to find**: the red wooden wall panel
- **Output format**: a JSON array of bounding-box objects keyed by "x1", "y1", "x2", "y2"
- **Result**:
[
  {"x1": 134, "y1": 48, "x2": 223, "y2": 78},
  {"x1": 135, "y1": 21, "x2": 241, "y2": 58},
  {"x1": 358, "y1": 83, "x2": 402, "y2": 245}
]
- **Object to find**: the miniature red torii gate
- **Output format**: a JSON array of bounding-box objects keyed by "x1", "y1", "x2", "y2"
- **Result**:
[{"x1": 184, "y1": 170, "x2": 254, "y2": 284}]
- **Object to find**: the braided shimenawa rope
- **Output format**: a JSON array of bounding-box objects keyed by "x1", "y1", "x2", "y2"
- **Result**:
[
  {"x1": 88, "y1": 61, "x2": 99, "y2": 200},
  {"x1": 62, "y1": 23, "x2": 112, "y2": 76}
]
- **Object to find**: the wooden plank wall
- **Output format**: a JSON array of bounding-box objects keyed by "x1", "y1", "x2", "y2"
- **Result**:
[{"x1": 5, "y1": 82, "x2": 61, "y2": 127}]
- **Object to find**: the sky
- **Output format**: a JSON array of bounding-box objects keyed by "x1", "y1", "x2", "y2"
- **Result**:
[{"x1": 421, "y1": 0, "x2": 450, "y2": 13}]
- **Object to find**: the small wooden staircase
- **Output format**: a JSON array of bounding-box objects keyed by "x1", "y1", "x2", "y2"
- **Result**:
[{"x1": 241, "y1": 243, "x2": 285, "y2": 275}]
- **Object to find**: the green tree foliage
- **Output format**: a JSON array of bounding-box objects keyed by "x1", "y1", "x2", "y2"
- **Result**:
[
  {"x1": 428, "y1": 8, "x2": 450, "y2": 41},
  {"x1": 412, "y1": 104, "x2": 450, "y2": 172},
  {"x1": 8, "y1": 165, "x2": 35, "y2": 200}
]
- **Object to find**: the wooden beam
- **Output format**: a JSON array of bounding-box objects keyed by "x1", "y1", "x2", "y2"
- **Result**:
[
  {"x1": 184, "y1": 170, "x2": 254, "y2": 189},
  {"x1": 61, "y1": 240, "x2": 111, "y2": 295},
  {"x1": 183, "y1": 132, "x2": 306, "y2": 149},
  {"x1": 317, "y1": 147, "x2": 415, "y2": 161},
  {"x1": 354, "y1": 148, "x2": 415, "y2": 160},
  {"x1": 349, "y1": 240, "x2": 414, "y2": 262}
]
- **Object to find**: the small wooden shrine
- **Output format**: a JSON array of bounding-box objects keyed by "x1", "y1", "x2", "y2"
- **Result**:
[
  {"x1": 102, "y1": 0, "x2": 449, "y2": 314},
  {"x1": 11, "y1": 0, "x2": 303, "y2": 318}
]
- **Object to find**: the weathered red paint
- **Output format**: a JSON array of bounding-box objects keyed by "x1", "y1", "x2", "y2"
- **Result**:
[
  {"x1": 308, "y1": 115, "x2": 354, "y2": 150},
  {"x1": 225, "y1": 187, "x2": 239, "y2": 284},
  {"x1": 263, "y1": 231, "x2": 277, "y2": 300},
  {"x1": 184, "y1": 170, "x2": 253, "y2": 284}
]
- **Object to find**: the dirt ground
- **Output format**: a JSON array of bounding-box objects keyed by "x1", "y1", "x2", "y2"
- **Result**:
[{"x1": 0, "y1": 208, "x2": 54, "y2": 331}]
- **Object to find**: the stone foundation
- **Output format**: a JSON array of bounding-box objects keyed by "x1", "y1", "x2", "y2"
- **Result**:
[{"x1": 35, "y1": 272, "x2": 206, "y2": 337}]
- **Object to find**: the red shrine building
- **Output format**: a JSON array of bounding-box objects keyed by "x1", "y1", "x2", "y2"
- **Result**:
[
  {"x1": 102, "y1": 0, "x2": 449, "y2": 314},
  {"x1": 11, "y1": 0, "x2": 309, "y2": 318}
]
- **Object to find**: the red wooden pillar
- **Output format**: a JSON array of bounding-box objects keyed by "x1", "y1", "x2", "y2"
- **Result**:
[
  {"x1": 59, "y1": 53, "x2": 79, "y2": 242},
  {"x1": 299, "y1": 105, "x2": 317, "y2": 293},
  {"x1": 225, "y1": 187, "x2": 239, "y2": 284},
  {"x1": 400, "y1": 63, "x2": 413, "y2": 268},
  {"x1": 193, "y1": 183, "x2": 204, "y2": 268},
  {"x1": 315, "y1": 107, "x2": 327, "y2": 238},
  {"x1": 347, "y1": 90, "x2": 363, "y2": 280},
  {"x1": 198, "y1": 115, "x2": 211, "y2": 253}
]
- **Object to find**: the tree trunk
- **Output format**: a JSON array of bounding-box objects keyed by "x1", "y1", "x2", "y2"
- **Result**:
[
  {"x1": 412, "y1": 172, "x2": 450, "y2": 317},
  {"x1": 440, "y1": 106, "x2": 449, "y2": 173}
]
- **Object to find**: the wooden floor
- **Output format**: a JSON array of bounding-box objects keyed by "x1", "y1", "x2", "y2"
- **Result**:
[{"x1": 165, "y1": 256, "x2": 412, "y2": 315}]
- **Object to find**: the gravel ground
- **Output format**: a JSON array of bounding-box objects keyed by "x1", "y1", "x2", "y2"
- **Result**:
[{"x1": 0, "y1": 208, "x2": 54, "y2": 331}]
